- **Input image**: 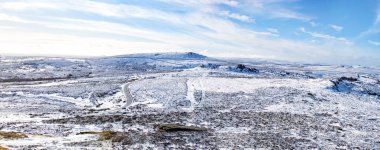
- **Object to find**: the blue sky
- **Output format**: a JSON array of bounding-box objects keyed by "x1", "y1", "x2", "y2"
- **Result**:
[{"x1": 0, "y1": 0, "x2": 379, "y2": 65}]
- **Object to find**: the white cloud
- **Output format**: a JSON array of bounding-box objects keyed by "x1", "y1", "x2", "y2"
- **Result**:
[
  {"x1": 0, "y1": 13, "x2": 29, "y2": 23},
  {"x1": 0, "y1": 29, "x2": 181, "y2": 57},
  {"x1": 0, "y1": 0, "x2": 378, "y2": 65},
  {"x1": 267, "y1": 28, "x2": 279, "y2": 33},
  {"x1": 300, "y1": 27, "x2": 352, "y2": 45},
  {"x1": 242, "y1": 0, "x2": 312, "y2": 21},
  {"x1": 156, "y1": 0, "x2": 239, "y2": 7},
  {"x1": 214, "y1": 0, "x2": 239, "y2": 7},
  {"x1": 369, "y1": 40, "x2": 380, "y2": 46},
  {"x1": 360, "y1": 3, "x2": 380, "y2": 36},
  {"x1": 309, "y1": 21, "x2": 317, "y2": 27},
  {"x1": 216, "y1": 10, "x2": 253, "y2": 22},
  {"x1": 360, "y1": 28, "x2": 380, "y2": 37},
  {"x1": 0, "y1": 0, "x2": 184, "y2": 24},
  {"x1": 271, "y1": 8, "x2": 311, "y2": 21},
  {"x1": 245, "y1": 0, "x2": 295, "y2": 9},
  {"x1": 155, "y1": 0, "x2": 250, "y2": 23},
  {"x1": 330, "y1": 24, "x2": 343, "y2": 32},
  {"x1": 165, "y1": 0, "x2": 312, "y2": 21},
  {"x1": 0, "y1": 1, "x2": 61, "y2": 10}
]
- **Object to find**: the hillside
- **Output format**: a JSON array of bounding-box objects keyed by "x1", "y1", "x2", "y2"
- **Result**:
[{"x1": 0, "y1": 53, "x2": 379, "y2": 149}]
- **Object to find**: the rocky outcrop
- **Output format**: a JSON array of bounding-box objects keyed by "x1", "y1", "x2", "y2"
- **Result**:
[
  {"x1": 200, "y1": 63, "x2": 221, "y2": 69},
  {"x1": 229, "y1": 64, "x2": 259, "y2": 73},
  {"x1": 331, "y1": 76, "x2": 380, "y2": 97}
]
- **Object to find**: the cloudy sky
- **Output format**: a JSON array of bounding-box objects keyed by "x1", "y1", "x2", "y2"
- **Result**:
[{"x1": 0, "y1": 0, "x2": 379, "y2": 65}]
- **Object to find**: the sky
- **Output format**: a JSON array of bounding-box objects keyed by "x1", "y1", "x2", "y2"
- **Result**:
[{"x1": 0, "y1": 0, "x2": 379, "y2": 66}]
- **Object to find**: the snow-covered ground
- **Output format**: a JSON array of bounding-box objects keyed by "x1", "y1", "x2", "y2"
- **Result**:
[{"x1": 0, "y1": 52, "x2": 379, "y2": 149}]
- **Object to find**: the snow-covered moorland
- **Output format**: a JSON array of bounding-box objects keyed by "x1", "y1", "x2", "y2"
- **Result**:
[{"x1": 0, "y1": 52, "x2": 379, "y2": 149}]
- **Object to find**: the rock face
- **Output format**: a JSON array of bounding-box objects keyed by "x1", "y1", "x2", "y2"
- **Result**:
[
  {"x1": 229, "y1": 64, "x2": 259, "y2": 73},
  {"x1": 332, "y1": 76, "x2": 380, "y2": 96},
  {"x1": 158, "y1": 52, "x2": 207, "y2": 59},
  {"x1": 331, "y1": 77, "x2": 357, "y2": 92},
  {"x1": 183, "y1": 52, "x2": 207, "y2": 59}
]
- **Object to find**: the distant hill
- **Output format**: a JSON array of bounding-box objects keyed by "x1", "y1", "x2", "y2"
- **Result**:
[{"x1": 114, "y1": 52, "x2": 207, "y2": 60}]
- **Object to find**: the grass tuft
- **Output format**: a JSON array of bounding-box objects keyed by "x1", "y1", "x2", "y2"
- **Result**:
[
  {"x1": 78, "y1": 131, "x2": 115, "y2": 141},
  {"x1": 0, "y1": 131, "x2": 28, "y2": 140},
  {"x1": 0, "y1": 146, "x2": 9, "y2": 150}
]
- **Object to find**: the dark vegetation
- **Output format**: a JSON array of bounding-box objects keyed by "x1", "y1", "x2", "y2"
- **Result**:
[
  {"x1": 78, "y1": 131, "x2": 115, "y2": 141},
  {"x1": 157, "y1": 124, "x2": 208, "y2": 132},
  {"x1": 0, "y1": 131, "x2": 28, "y2": 140},
  {"x1": 0, "y1": 146, "x2": 8, "y2": 150}
]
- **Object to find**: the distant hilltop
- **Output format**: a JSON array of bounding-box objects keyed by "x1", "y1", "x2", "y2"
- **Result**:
[{"x1": 114, "y1": 52, "x2": 207, "y2": 60}]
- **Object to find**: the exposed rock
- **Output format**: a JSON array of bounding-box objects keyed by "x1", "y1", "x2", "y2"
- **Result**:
[
  {"x1": 338, "y1": 77, "x2": 358, "y2": 82},
  {"x1": 331, "y1": 76, "x2": 380, "y2": 96},
  {"x1": 200, "y1": 63, "x2": 221, "y2": 69},
  {"x1": 229, "y1": 64, "x2": 259, "y2": 73}
]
